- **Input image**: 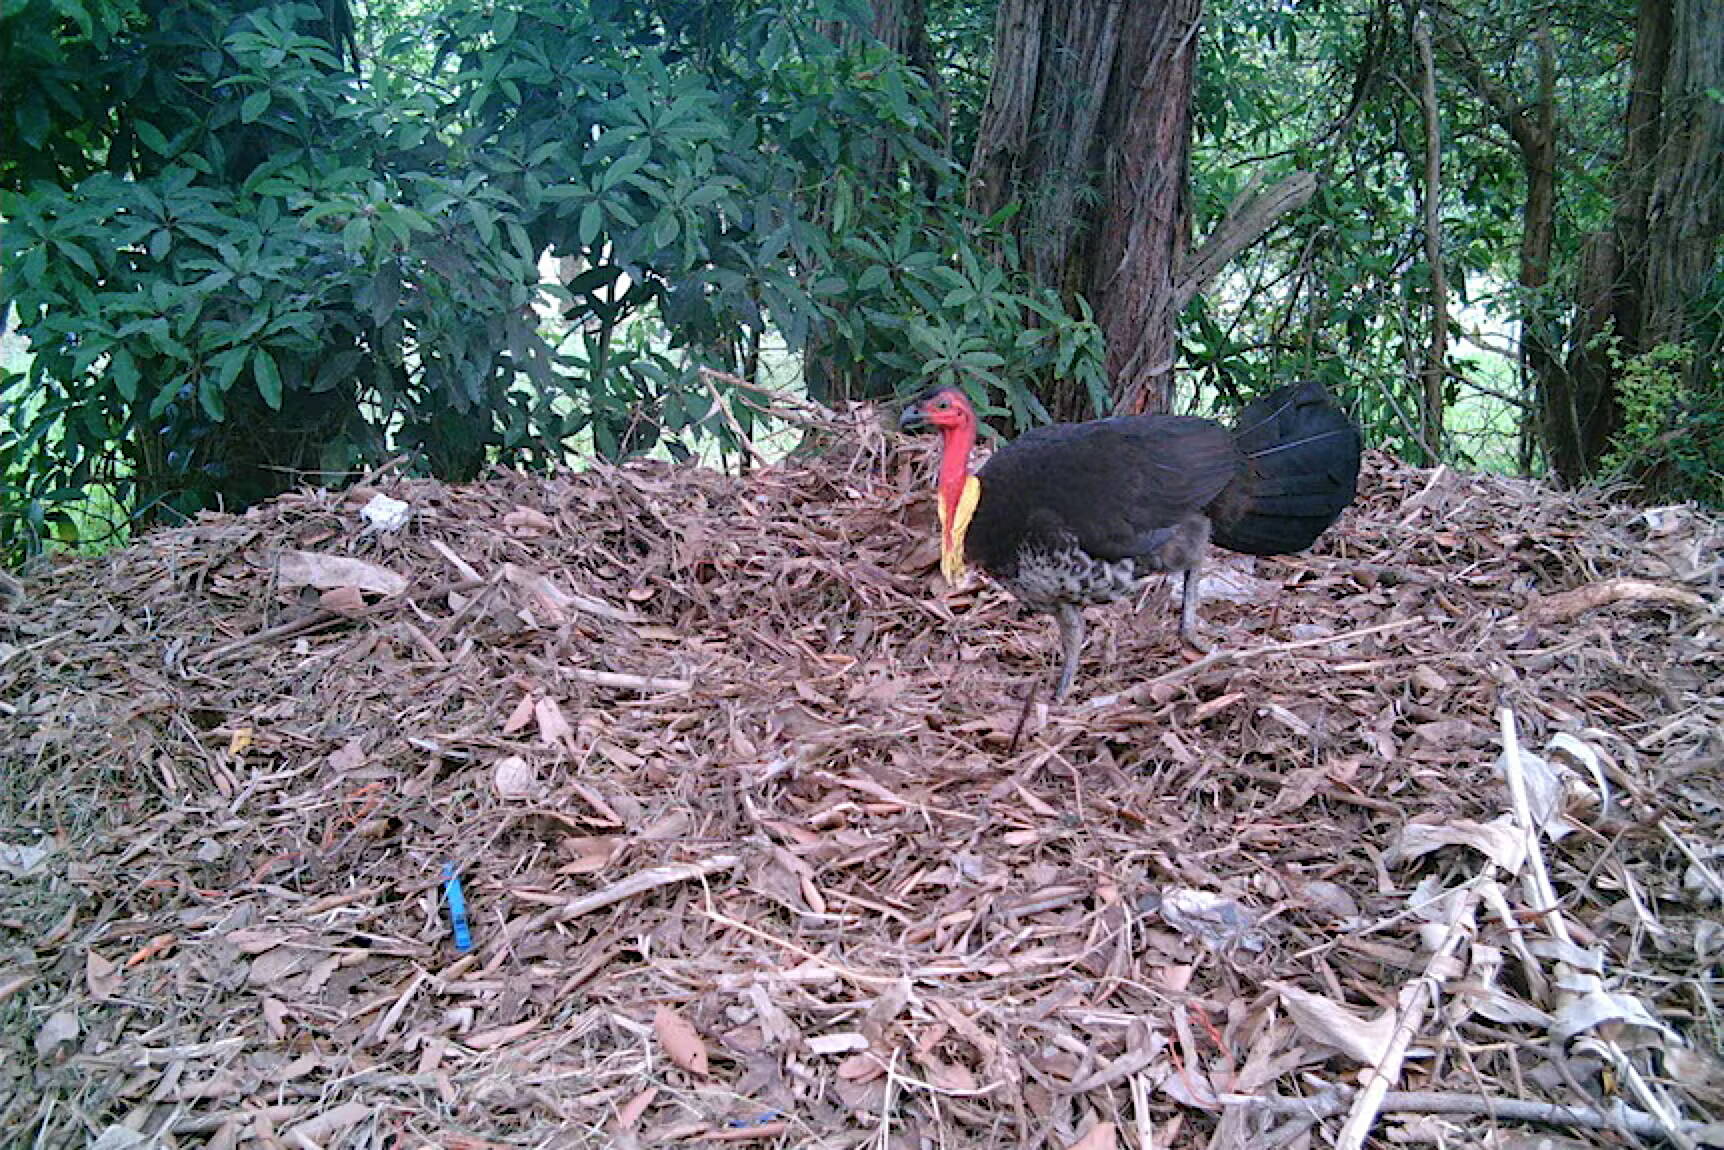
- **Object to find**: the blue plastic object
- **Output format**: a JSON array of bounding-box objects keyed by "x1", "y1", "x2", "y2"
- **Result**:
[{"x1": 442, "y1": 862, "x2": 472, "y2": 951}]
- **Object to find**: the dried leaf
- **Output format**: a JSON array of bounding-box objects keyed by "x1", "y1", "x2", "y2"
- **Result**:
[
  {"x1": 34, "y1": 1009, "x2": 78, "y2": 1060},
  {"x1": 0, "y1": 838, "x2": 52, "y2": 877},
  {"x1": 261, "y1": 997, "x2": 289, "y2": 1040},
  {"x1": 319, "y1": 584, "x2": 367, "y2": 614},
  {"x1": 1550, "y1": 987, "x2": 1677, "y2": 1047},
  {"x1": 246, "y1": 947, "x2": 311, "y2": 987},
  {"x1": 85, "y1": 950, "x2": 119, "y2": 1000},
  {"x1": 654, "y1": 1005, "x2": 710, "y2": 1075},
  {"x1": 615, "y1": 1086, "x2": 657, "y2": 1130},
  {"x1": 838, "y1": 1052, "x2": 883, "y2": 1081},
  {"x1": 465, "y1": 1016, "x2": 541, "y2": 1050},
  {"x1": 502, "y1": 693, "x2": 536, "y2": 734},
  {"x1": 284, "y1": 1101, "x2": 371, "y2": 1143},
  {"x1": 1387, "y1": 815, "x2": 1525, "y2": 870},
  {"x1": 1151, "y1": 887, "x2": 1265, "y2": 952},
  {"x1": 1269, "y1": 981, "x2": 1396, "y2": 1066},
  {"x1": 277, "y1": 550, "x2": 406, "y2": 597},
  {"x1": 1066, "y1": 1122, "x2": 1117, "y2": 1150},
  {"x1": 534, "y1": 697, "x2": 574, "y2": 747},
  {"x1": 327, "y1": 737, "x2": 367, "y2": 772},
  {"x1": 503, "y1": 506, "x2": 556, "y2": 534},
  {"x1": 806, "y1": 1031, "x2": 869, "y2": 1055}
]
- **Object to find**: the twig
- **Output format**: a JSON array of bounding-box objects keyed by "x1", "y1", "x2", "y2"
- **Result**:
[
  {"x1": 1131, "y1": 1072, "x2": 1157, "y2": 1150},
  {"x1": 195, "y1": 577, "x2": 487, "y2": 666},
  {"x1": 549, "y1": 855, "x2": 737, "y2": 923},
  {"x1": 708, "y1": 1121, "x2": 791, "y2": 1142},
  {"x1": 1007, "y1": 678, "x2": 1040, "y2": 752},
  {"x1": 1498, "y1": 703, "x2": 1697, "y2": 1149},
  {"x1": 701, "y1": 904, "x2": 897, "y2": 989},
  {"x1": 1083, "y1": 617, "x2": 1423, "y2": 710},
  {"x1": 1225, "y1": 1086, "x2": 1710, "y2": 1142},
  {"x1": 1529, "y1": 578, "x2": 1710, "y2": 624},
  {"x1": 1660, "y1": 820, "x2": 1724, "y2": 903},
  {"x1": 569, "y1": 668, "x2": 694, "y2": 693},
  {"x1": 697, "y1": 367, "x2": 772, "y2": 471},
  {"x1": 1334, "y1": 721, "x2": 1510, "y2": 1148},
  {"x1": 493, "y1": 855, "x2": 740, "y2": 956},
  {"x1": 1065, "y1": 1041, "x2": 1164, "y2": 1094}
]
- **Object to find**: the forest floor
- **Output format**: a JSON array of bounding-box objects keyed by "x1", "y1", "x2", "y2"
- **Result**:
[{"x1": 1, "y1": 408, "x2": 1721, "y2": 1150}]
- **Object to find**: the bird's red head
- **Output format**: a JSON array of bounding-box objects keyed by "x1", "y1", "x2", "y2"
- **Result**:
[
  {"x1": 897, "y1": 386, "x2": 977, "y2": 434},
  {"x1": 898, "y1": 386, "x2": 981, "y2": 583}
]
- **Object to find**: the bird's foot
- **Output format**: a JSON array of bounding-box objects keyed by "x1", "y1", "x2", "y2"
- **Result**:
[{"x1": 1180, "y1": 627, "x2": 1213, "y2": 655}]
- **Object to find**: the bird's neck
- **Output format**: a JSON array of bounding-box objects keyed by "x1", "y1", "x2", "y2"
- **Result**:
[{"x1": 936, "y1": 419, "x2": 980, "y2": 583}]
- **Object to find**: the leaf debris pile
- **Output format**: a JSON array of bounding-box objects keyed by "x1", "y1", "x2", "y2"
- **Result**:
[{"x1": 1, "y1": 411, "x2": 1721, "y2": 1149}]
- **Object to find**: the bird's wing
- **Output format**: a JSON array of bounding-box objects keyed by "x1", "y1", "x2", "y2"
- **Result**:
[{"x1": 974, "y1": 416, "x2": 1241, "y2": 560}]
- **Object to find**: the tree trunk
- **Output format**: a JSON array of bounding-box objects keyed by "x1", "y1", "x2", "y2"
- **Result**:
[
  {"x1": 1556, "y1": 0, "x2": 1723, "y2": 486},
  {"x1": 1096, "y1": 0, "x2": 1202, "y2": 416},
  {"x1": 967, "y1": 0, "x2": 1202, "y2": 419},
  {"x1": 1411, "y1": 10, "x2": 1447, "y2": 461},
  {"x1": 1640, "y1": 0, "x2": 1724, "y2": 362}
]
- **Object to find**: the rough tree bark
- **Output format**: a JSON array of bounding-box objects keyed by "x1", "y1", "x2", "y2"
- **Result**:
[
  {"x1": 1639, "y1": 0, "x2": 1724, "y2": 362},
  {"x1": 1559, "y1": 0, "x2": 1722, "y2": 485},
  {"x1": 967, "y1": 0, "x2": 1314, "y2": 419},
  {"x1": 967, "y1": 0, "x2": 1201, "y2": 418}
]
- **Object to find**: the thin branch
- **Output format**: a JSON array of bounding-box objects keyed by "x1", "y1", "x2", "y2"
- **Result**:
[
  {"x1": 1226, "y1": 1086, "x2": 1713, "y2": 1143},
  {"x1": 1176, "y1": 171, "x2": 1319, "y2": 309}
]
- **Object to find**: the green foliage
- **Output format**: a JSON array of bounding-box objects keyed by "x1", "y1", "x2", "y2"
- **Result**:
[
  {"x1": 1, "y1": 0, "x2": 1103, "y2": 562},
  {"x1": 1599, "y1": 338, "x2": 1723, "y2": 506},
  {"x1": 1184, "y1": 0, "x2": 1633, "y2": 468},
  {"x1": 2, "y1": 3, "x2": 552, "y2": 549}
]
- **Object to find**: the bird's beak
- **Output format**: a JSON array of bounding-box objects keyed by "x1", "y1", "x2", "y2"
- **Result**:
[{"x1": 897, "y1": 404, "x2": 930, "y2": 432}]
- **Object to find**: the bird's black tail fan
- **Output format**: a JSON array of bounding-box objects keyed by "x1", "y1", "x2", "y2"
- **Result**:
[{"x1": 1212, "y1": 381, "x2": 1361, "y2": 556}]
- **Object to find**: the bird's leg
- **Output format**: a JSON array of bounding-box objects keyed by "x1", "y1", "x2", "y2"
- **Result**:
[
  {"x1": 1180, "y1": 564, "x2": 1212, "y2": 653},
  {"x1": 1053, "y1": 603, "x2": 1086, "y2": 701}
]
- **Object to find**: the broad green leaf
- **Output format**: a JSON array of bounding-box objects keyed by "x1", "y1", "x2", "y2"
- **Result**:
[
  {"x1": 109, "y1": 348, "x2": 139, "y2": 402},
  {"x1": 253, "y1": 348, "x2": 283, "y2": 410}
]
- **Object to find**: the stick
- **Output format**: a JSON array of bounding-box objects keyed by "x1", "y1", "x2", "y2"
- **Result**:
[
  {"x1": 195, "y1": 577, "x2": 488, "y2": 666},
  {"x1": 1660, "y1": 820, "x2": 1724, "y2": 903},
  {"x1": 698, "y1": 367, "x2": 772, "y2": 471},
  {"x1": 569, "y1": 668, "x2": 693, "y2": 693},
  {"x1": 1083, "y1": 618, "x2": 1423, "y2": 710},
  {"x1": 492, "y1": 855, "x2": 739, "y2": 957},
  {"x1": 1530, "y1": 578, "x2": 1709, "y2": 624},
  {"x1": 1224, "y1": 1087, "x2": 1708, "y2": 1142},
  {"x1": 552, "y1": 855, "x2": 738, "y2": 923},
  {"x1": 707, "y1": 1121, "x2": 790, "y2": 1142},
  {"x1": 1498, "y1": 704, "x2": 1696, "y2": 1149},
  {"x1": 1335, "y1": 719, "x2": 1509, "y2": 1148}
]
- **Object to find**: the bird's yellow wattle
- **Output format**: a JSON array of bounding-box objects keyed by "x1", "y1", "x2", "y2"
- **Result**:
[{"x1": 936, "y1": 476, "x2": 981, "y2": 584}]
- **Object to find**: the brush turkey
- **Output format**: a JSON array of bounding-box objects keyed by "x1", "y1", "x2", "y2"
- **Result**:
[{"x1": 898, "y1": 381, "x2": 1362, "y2": 699}]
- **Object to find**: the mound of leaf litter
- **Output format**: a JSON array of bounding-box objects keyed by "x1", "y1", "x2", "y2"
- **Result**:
[{"x1": 1, "y1": 406, "x2": 1721, "y2": 1150}]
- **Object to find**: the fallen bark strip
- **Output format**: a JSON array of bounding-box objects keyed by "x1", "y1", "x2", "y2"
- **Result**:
[{"x1": 1530, "y1": 577, "x2": 1710, "y2": 624}]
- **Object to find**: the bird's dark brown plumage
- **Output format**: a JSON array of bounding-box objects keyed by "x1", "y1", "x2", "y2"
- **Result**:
[{"x1": 901, "y1": 380, "x2": 1361, "y2": 698}]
